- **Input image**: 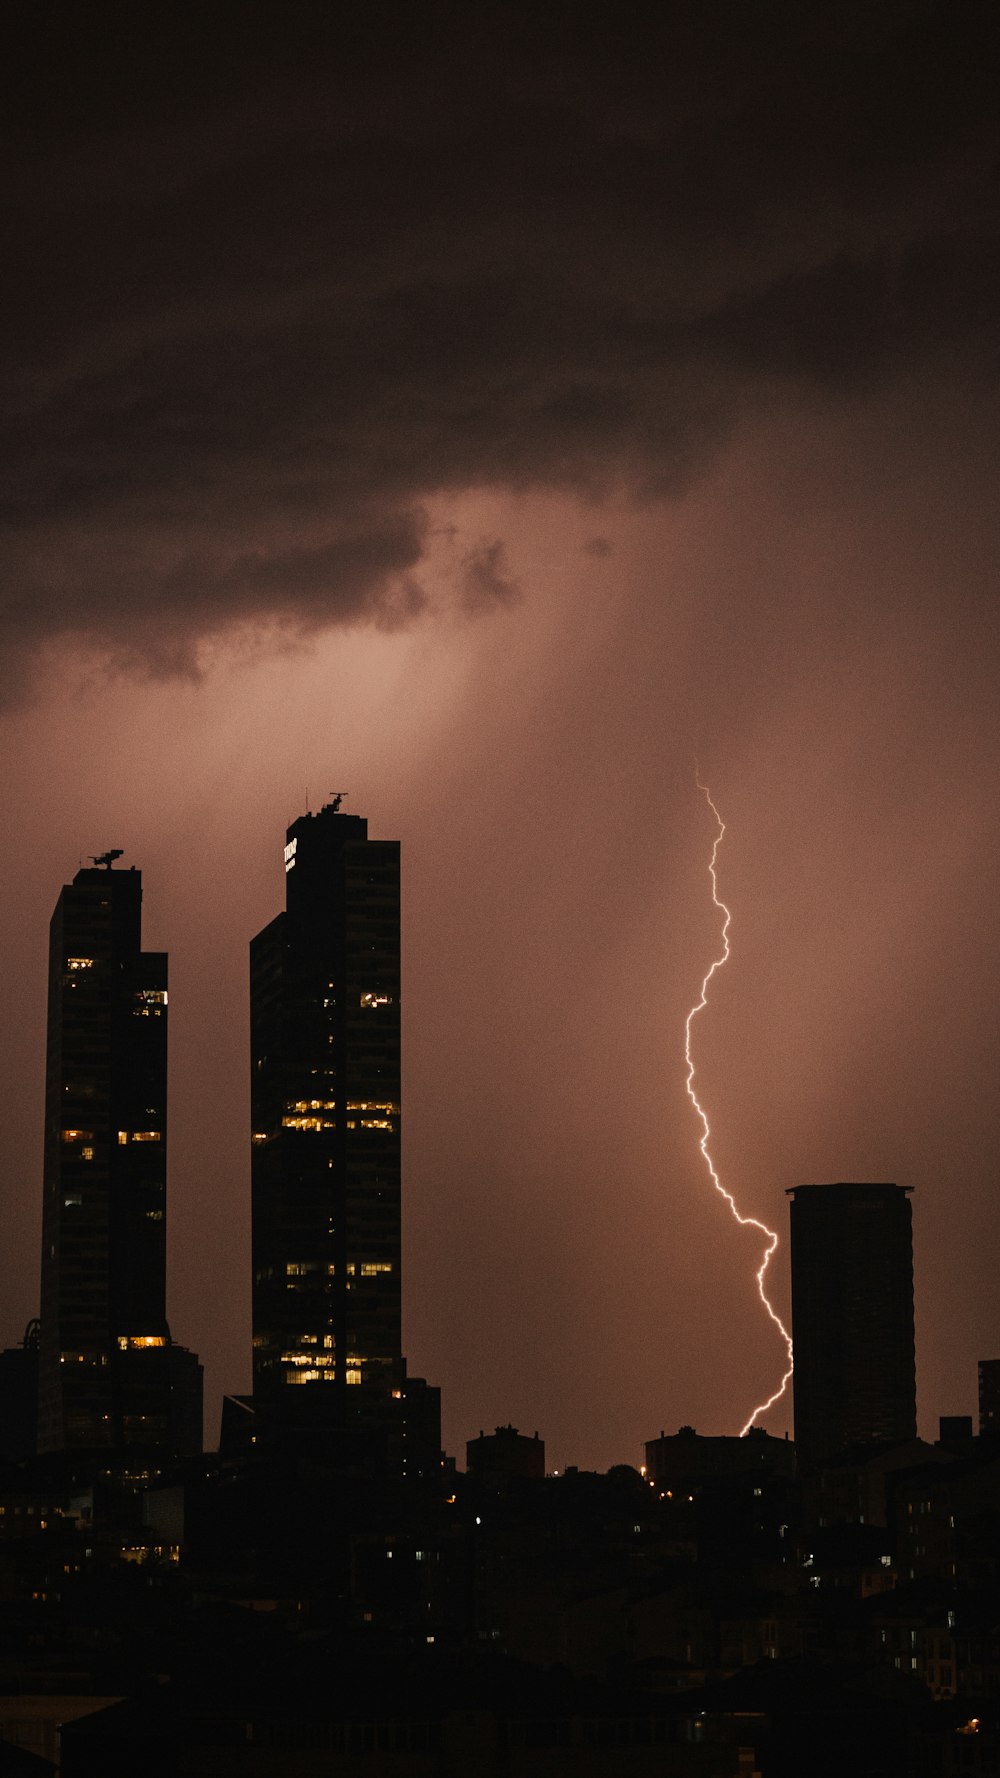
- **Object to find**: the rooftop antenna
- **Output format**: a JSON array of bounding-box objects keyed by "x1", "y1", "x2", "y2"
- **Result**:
[{"x1": 90, "y1": 849, "x2": 124, "y2": 870}]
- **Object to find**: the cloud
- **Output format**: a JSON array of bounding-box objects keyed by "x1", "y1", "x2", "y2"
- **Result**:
[
  {"x1": 1, "y1": 2, "x2": 996, "y2": 696},
  {"x1": 459, "y1": 540, "x2": 521, "y2": 615}
]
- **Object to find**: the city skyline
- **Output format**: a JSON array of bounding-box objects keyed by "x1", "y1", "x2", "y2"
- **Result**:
[
  {"x1": 2, "y1": 799, "x2": 994, "y2": 1469},
  {"x1": 1, "y1": 6, "x2": 998, "y2": 1471}
]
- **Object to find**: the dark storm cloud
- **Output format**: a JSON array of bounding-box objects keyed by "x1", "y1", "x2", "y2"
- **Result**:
[{"x1": 2, "y1": 1, "x2": 997, "y2": 692}]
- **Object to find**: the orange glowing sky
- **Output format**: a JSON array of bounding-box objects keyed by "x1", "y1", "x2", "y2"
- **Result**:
[{"x1": 1, "y1": 8, "x2": 998, "y2": 1467}]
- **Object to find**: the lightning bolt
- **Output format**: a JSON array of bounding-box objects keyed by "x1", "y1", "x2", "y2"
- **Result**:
[{"x1": 684, "y1": 779, "x2": 793, "y2": 1434}]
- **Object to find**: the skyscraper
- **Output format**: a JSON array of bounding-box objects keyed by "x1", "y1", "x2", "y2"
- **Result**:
[
  {"x1": 38, "y1": 857, "x2": 201, "y2": 1457},
  {"x1": 787, "y1": 1182, "x2": 917, "y2": 1473},
  {"x1": 251, "y1": 798, "x2": 427, "y2": 1467}
]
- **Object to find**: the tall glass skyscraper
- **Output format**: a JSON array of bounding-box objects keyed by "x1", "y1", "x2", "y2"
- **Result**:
[
  {"x1": 38, "y1": 859, "x2": 201, "y2": 1456},
  {"x1": 250, "y1": 799, "x2": 427, "y2": 1467}
]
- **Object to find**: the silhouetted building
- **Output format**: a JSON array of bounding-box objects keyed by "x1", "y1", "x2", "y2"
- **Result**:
[
  {"x1": 804, "y1": 1435, "x2": 943, "y2": 1538},
  {"x1": 251, "y1": 799, "x2": 433, "y2": 1470},
  {"x1": 218, "y1": 1393, "x2": 258, "y2": 1460},
  {"x1": 787, "y1": 1182, "x2": 916, "y2": 1474},
  {"x1": 38, "y1": 857, "x2": 201, "y2": 1456},
  {"x1": 644, "y1": 1425, "x2": 795, "y2": 1487},
  {"x1": 399, "y1": 1374, "x2": 443, "y2": 1480},
  {"x1": 466, "y1": 1425, "x2": 545, "y2": 1483},
  {"x1": 0, "y1": 1320, "x2": 39, "y2": 1463},
  {"x1": 979, "y1": 1358, "x2": 1000, "y2": 1437}
]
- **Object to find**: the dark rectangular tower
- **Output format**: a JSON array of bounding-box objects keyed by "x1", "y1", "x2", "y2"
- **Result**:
[
  {"x1": 38, "y1": 858, "x2": 200, "y2": 1457},
  {"x1": 787, "y1": 1182, "x2": 917, "y2": 1474},
  {"x1": 979, "y1": 1359, "x2": 1000, "y2": 1439},
  {"x1": 250, "y1": 799, "x2": 405, "y2": 1462}
]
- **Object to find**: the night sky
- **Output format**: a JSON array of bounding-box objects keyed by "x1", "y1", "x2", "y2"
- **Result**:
[{"x1": 2, "y1": 4, "x2": 998, "y2": 1470}]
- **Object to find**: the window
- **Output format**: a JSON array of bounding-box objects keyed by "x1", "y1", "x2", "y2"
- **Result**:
[{"x1": 134, "y1": 989, "x2": 167, "y2": 1015}]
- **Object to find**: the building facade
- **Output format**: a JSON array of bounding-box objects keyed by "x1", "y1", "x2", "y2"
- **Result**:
[
  {"x1": 38, "y1": 859, "x2": 201, "y2": 1457},
  {"x1": 250, "y1": 799, "x2": 416, "y2": 1465},
  {"x1": 787, "y1": 1182, "x2": 916, "y2": 1474}
]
